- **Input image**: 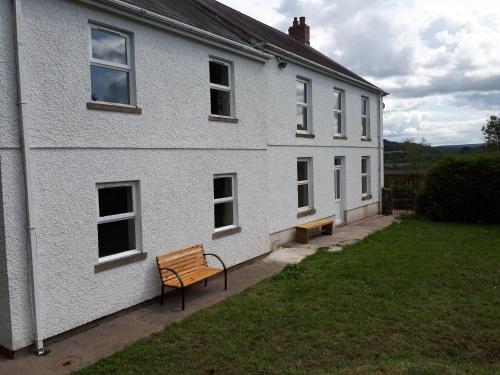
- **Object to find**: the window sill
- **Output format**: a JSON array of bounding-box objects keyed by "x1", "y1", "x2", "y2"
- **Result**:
[
  {"x1": 297, "y1": 208, "x2": 316, "y2": 218},
  {"x1": 94, "y1": 251, "x2": 147, "y2": 273},
  {"x1": 361, "y1": 138, "x2": 372, "y2": 142},
  {"x1": 334, "y1": 135, "x2": 348, "y2": 140},
  {"x1": 362, "y1": 194, "x2": 373, "y2": 201},
  {"x1": 213, "y1": 226, "x2": 241, "y2": 239},
  {"x1": 87, "y1": 102, "x2": 142, "y2": 114},
  {"x1": 296, "y1": 133, "x2": 315, "y2": 139},
  {"x1": 208, "y1": 115, "x2": 239, "y2": 123}
]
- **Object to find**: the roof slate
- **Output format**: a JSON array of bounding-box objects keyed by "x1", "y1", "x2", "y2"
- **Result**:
[{"x1": 122, "y1": 0, "x2": 383, "y2": 92}]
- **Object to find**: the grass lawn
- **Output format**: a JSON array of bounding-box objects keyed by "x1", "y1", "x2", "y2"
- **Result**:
[{"x1": 76, "y1": 219, "x2": 500, "y2": 374}]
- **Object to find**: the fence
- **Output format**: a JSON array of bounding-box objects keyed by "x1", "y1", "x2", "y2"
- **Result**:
[{"x1": 383, "y1": 170, "x2": 424, "y2": 216}]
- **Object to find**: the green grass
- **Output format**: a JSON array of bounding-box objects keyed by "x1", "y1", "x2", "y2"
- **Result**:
[{"x1": 76, "y1": 219, "x2": 500, "y2": 374}]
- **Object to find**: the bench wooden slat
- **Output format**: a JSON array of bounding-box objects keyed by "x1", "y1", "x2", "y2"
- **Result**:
[
  {"x1": 163, "y1": 267, "x2": 223, "y2": 288},
  {"x1": 296, "y1": 218, "x2": 333, "y2": 230}
]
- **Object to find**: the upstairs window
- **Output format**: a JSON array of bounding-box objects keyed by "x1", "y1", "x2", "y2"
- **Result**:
[
  {"x1": 297, "y1": 158, "x2": 313, "y2": 210},
  {"x1": 214, "y1": 174, "x2": 238, "y2": 231},
  {"x1": 97, "y1": 182, "x2": 141, "y2": 260},
  {"x1": 361, "y1": 96, "x2": 370, "y2": 138},
  {"x1": 296, "y1": 79, "x2": 310, "y2": 133},
  {"x1": 90, "y1": 25, "x2": 134, "y2": 105},
  {"x1": 210, "y1": 59, "x2": 233, "y2": 117},
  {"x1": 333, "y1": 89, "x2": 345, "y2": 136},
  {"x1": 361, "y1": 157, "x2": 371, "y2": 197}
]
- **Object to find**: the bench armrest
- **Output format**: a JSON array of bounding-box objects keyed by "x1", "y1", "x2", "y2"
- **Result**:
[
  {"x1": 204, "y1": 253, "x2": 227, "y2": 272},
  {"x1": 160, "y1": 267, "x2": 185, "y2": 288}
]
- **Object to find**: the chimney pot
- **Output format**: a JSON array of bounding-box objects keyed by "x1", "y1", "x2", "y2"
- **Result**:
[{"x1": 288, "y1": 16, "x2": 310, "y2": 45}]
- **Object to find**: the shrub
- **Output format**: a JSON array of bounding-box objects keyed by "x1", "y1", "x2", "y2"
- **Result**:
[{"x1": 416, "y1": 153, "x2": 500, "y2": 223}]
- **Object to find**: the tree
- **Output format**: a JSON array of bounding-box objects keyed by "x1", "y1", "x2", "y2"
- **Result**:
[{"x1": 482, "y1": 115, "x2": 500, "y2": 150}]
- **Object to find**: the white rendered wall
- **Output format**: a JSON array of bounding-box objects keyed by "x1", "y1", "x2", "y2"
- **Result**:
[
  {"x1": 0, "y1": 0, "x2": 383, "y2": 351},
  {"x1": 264, "y1": 59, "x2": 382, "y2": 235}
]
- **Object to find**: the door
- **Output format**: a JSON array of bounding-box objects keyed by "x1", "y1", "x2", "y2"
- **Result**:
[{"x1": 334, "y1": 157, "x2": 346, "y2": 224}]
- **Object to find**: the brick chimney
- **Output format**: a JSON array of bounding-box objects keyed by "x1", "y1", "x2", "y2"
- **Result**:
[{"x1": 288, "y1": 16, "x2": 310, "y2": 45}]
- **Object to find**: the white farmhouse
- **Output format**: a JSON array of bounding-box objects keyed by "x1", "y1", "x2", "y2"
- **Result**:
[{"x1": 0, "y1": 0, "x2": 387, "y2": 357}]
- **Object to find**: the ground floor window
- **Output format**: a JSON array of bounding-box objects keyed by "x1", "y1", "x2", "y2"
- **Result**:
[
  {"x1": 97, "y1": 181, "x2": 140, "y2": 260},
  {"x1": 214, "y1": 174, "x2": 238, "y2": 230},
  {"x1": 297, "y1": 158, "x2": 313, "y2": 210},
  {"x1": 361, "y1": 157, "x2": 370, "y2": 197}
]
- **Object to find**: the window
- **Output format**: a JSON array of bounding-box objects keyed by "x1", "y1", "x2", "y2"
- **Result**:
[
  {"x1": 214, "y1": 174, "x2": 238, "y2": 230},
  {"x1": 210, "y1": 59, "x2": 233, "y2": 117},
  {"x1": 361, "y1": 96, "x2": 370, "y2": 138},
  {"x1": 97, "y1": 182, "x2": 141, "y2": 260},
  {"x1": 90, "y1": 25, "x2": 134, "y2": 105},
  {"x1": 361, "y1": 157, "x2": 370, "y2": 197},
  {"x1": 296, "y1": 79, "x2": 310, "y2": 133},
  {"x1": 297, "y1": 158, "x2": 313, "y2": 210},
  {"x1": 333, "y1": 89, "x2": 345, "y2": 136},
  {"x1": 334, "y1": 157, "x2": 342, "y2": 200}
]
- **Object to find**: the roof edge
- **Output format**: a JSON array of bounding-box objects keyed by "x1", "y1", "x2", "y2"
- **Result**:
[
  {"x1": 76, "y1": 0, "x2": 273, "y2": 62},
  {"x1": 263, "y1": 44, "x2": 388, "y2": 96}
]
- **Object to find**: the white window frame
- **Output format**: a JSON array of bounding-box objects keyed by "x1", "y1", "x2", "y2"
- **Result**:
[
  {"x1": 334, "y1": 157, "x2": 343, "y2": 201},
  {"x1": 213, "y1": 174, "x2": 238, "y2": 232},
  {"x1": 96, "y1": 181, "x2": 142, "y2": 263},
  {"x1": 361, "y1": 156, "x2": 371, "y2": 197},
  {"x1": 296, "y1": 78, "x2": 311, "y2": 134},
  {"x1": 333, "y1": 88, "x2": 345, "y2": 136},
  {"x1": 89, "y1": 24, "x2": 136, "y2": 106},
  {"x1": 297, "y1": 158, "x2": 313, "y2": 211},
  {"x1": 361, "y1": 96, "x2": 370, "y2": 138},
  {"x1": 209, "y1": 58, "x2": 234, "y2": 118}
]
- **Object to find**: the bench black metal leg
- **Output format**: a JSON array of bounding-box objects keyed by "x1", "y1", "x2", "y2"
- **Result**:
[
  {"x1": 161, "y1": 284, "x2": 165, "y2": 306},
  {"x1": 204, "y1": 278, "x2": 208, "y2": 287},
  {"x1": 181, "y1": 286, "x2": 185, "y2": 311},
  {"x1": 224, "y1": 269, "x2": 227, "y2": 290}
]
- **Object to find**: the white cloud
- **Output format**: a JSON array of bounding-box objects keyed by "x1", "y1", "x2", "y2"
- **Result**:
[{"x1": 219, "y1": 0, "x2": 500, "y2": 145}]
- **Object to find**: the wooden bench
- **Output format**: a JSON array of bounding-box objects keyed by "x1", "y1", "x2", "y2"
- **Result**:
[
  {"x1": 156, "y1": 244, "x2": 227, "y2": 310},
  {"x1": 295, "y1": 218, "x2": 334, "y2": 244}
]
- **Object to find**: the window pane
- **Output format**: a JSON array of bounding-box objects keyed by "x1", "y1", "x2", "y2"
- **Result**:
[
  {"x1": 362, "y1": 117, "x2": 367, "y2": 136},
  {"x1": 296, "y1": 106, "x2": 308, "y2": 131},
  {"x1": 296, "y1": 81, "x2": 307, "y2": 103},
  {"x1": 362, "y1": 158, "x2": 368, "y2": 173},
  {"x1": 334, "y1": 157, "x2": 342, "y2": 166},
  {"x1": 297, "y1": 161, "x2": 308, "y2": 181},
  {"x1": 98, "y1": 186, "x2": 133, "y2": 217},
  {"x1": 210, "y1": 88, "x2": 231, "y2": 116},
  {"x1": 334, "y1": 91, "x2": 342, "y2": 110},
  {"x1": 214, "y1": 202, "x2": 234, "y2": 228},
  {"x1": 362, "y1": 176, "x2": 368, "y2": 194},
  {"x1": 91, "y1": 28, "x2": 127, "y2": 65},
  {"x1": 335, "y1": 169, "x2": 341, "y2": 200},
  {"x1": 98, "y1": 219, "x2": 136, "y2": 257},
  {"x1": 214, "y1": 177, "x2": 232, "y2": 199},
  {"x1": 91, "y1": 65, "x2": 130, "y2": 104},
  {"x1": 334, "y1": 113, "x2": 342, "y2": 134},
  {"x1": 298, "y1": 184, "x2": 309, "y2": 208},
  {"x1": 209, "y1": 61, "x2": 229, "y2": 86},
  {"x1": 361, "y1": 98, "x2": 368, "y2": 115}
]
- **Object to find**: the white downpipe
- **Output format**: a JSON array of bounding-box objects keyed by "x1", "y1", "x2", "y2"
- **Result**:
[{"x1": 13, "y1": 0, "x2": 45, "y2": 355}]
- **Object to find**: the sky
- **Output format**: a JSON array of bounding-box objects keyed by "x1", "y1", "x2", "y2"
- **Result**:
[{"x1": 219, "y1": 0, "x2": 500, "y2": 145}]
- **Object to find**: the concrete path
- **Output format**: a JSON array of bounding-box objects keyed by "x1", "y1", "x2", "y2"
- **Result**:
[{"x1": 0, "y1": 214, "x2": 395, "y2": 375}]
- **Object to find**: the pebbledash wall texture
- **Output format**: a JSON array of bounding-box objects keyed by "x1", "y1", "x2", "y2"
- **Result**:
[{"x1": 0, "y1": 0, "x2": 385, "y2": 353}]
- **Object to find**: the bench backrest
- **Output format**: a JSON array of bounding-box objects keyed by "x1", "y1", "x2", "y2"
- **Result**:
[{"x1": 156, "y1": 244, "x2": 208, "y2": 283}]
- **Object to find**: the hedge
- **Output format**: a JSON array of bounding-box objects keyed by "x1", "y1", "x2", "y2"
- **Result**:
[{"x1": 416, "y1": 153, "x2": 500, "y2": 223}]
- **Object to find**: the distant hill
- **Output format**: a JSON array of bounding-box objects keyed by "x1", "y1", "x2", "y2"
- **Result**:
[{"x1": 383, "y1": 139, "x2": 488, "y2": 171}]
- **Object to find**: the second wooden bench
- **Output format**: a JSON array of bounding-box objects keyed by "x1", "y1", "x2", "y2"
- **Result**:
[{"x1": 295, "y1": 218, "x2": 334, "y2": 243}]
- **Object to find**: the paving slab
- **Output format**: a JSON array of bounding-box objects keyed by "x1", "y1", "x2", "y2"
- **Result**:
[{"x1": 0, "y1": 214, "x2": 395, "y2": 375}]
